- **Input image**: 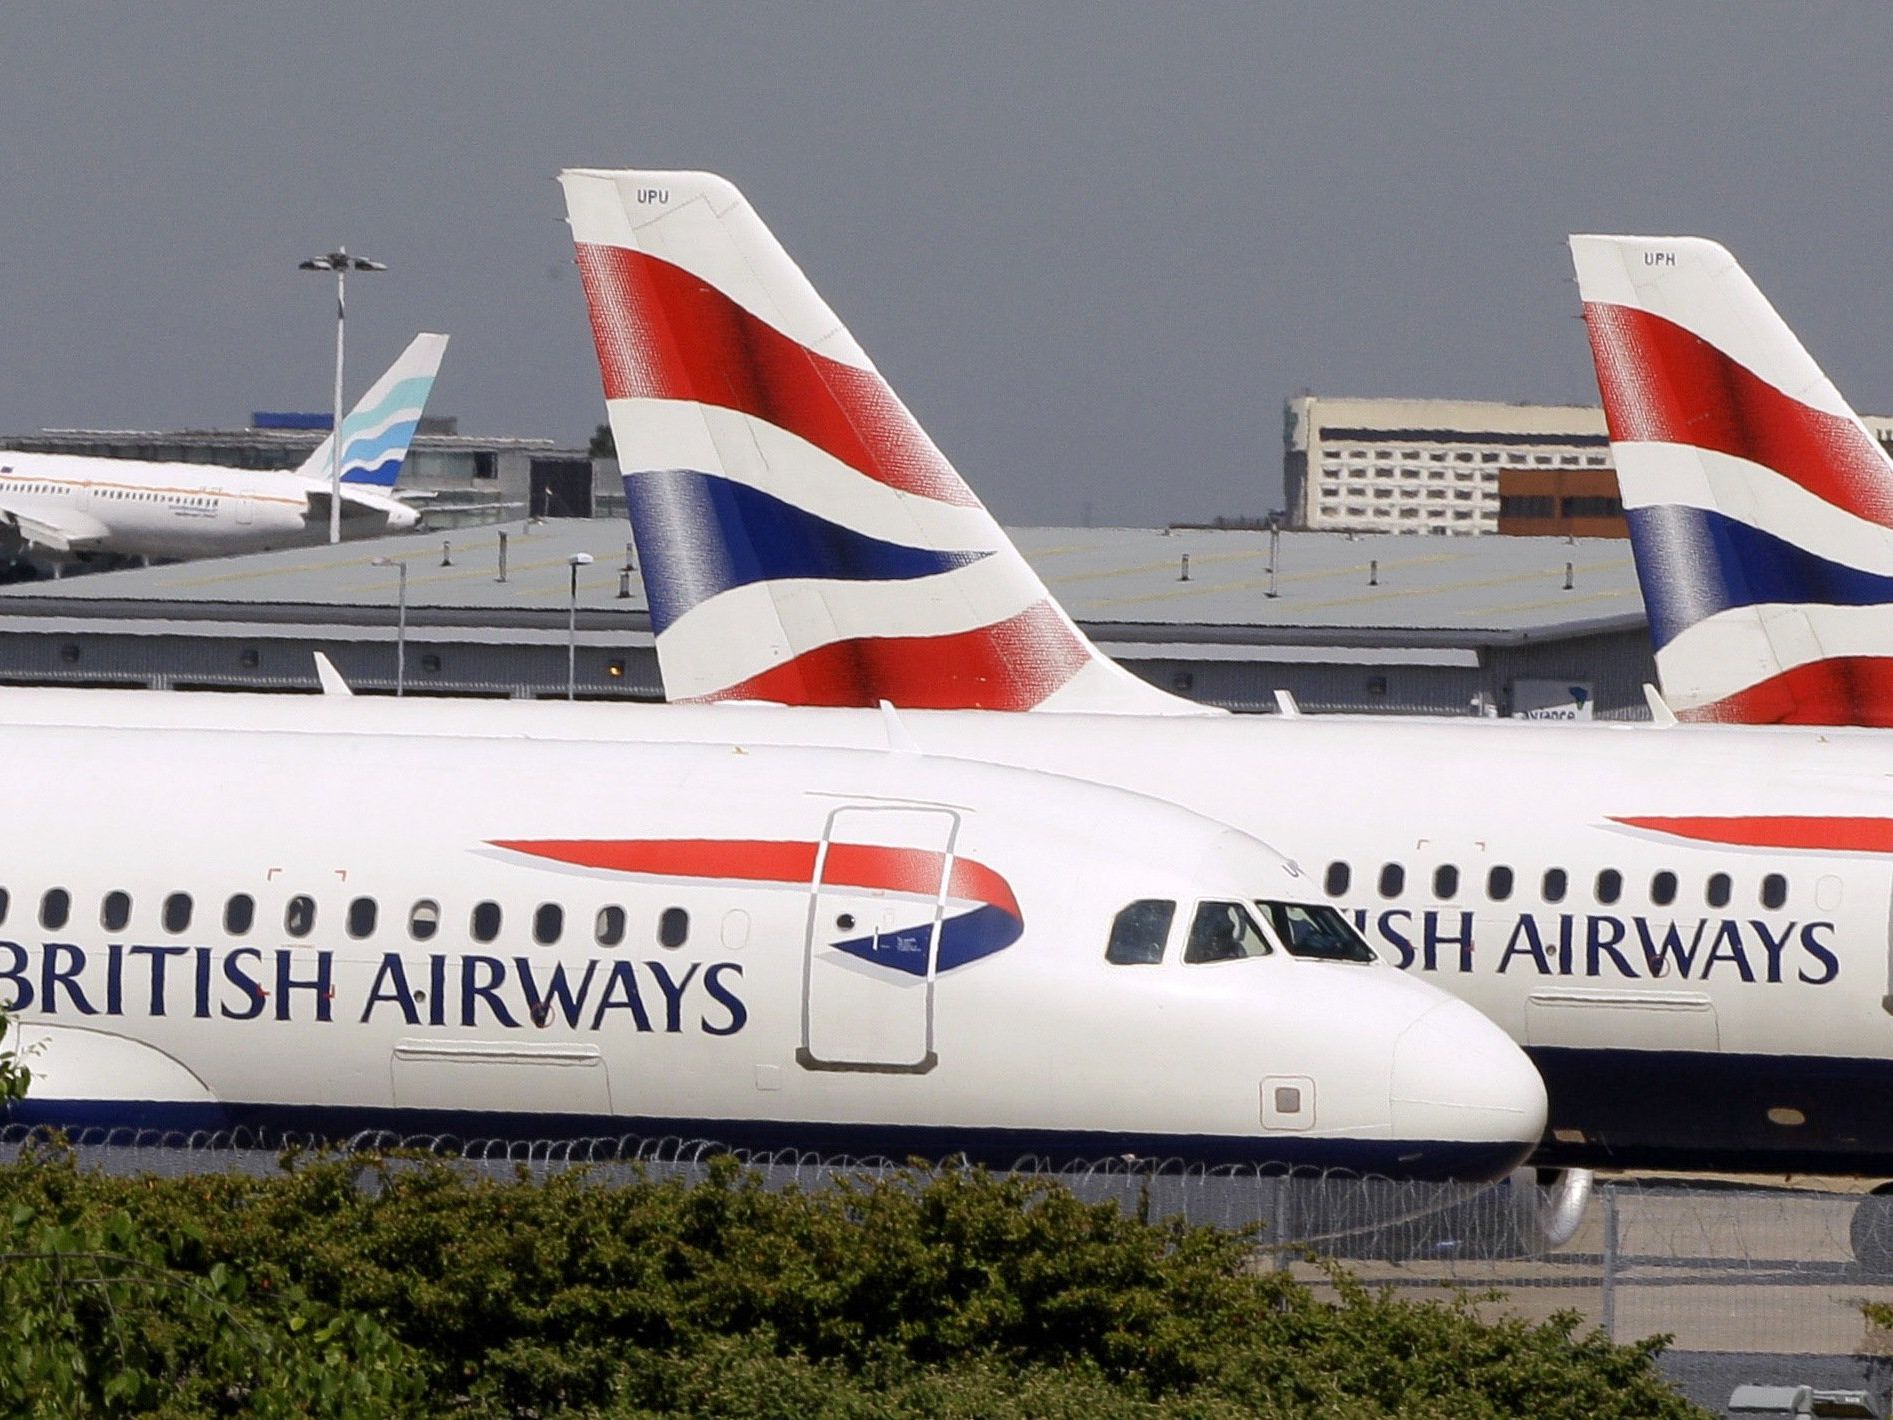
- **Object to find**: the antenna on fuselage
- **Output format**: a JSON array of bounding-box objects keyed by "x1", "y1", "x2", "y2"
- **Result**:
[
  {"x1": 1642, "y1": 682, "x2": 1676, "y2": 727},
  {"x1": 878, "y1": 699, "x2": 919, "y2": 754},
  {"x1": 313, "y1": 652, "x2": 355, "y2": 697}
]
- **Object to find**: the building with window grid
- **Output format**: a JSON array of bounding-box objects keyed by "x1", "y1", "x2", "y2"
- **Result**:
[
  {"x1": 1283, "y1": 397, "x2": 1611, "y2": 535},
  {"x1": 1283, "y1": 394, "x2": 1893, "y2": 536}
]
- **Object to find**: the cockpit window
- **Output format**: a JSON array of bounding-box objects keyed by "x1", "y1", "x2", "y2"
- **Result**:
[
  {"x1": 1106, "y1": 899, "x2": 1175, "y2": 965},
  {"x1": 1256, "y1": 901, "x2": 1377, "y2": 962},
  {"x1": 1184, "y1": 900, "x2": 1273, "y2": 964}
]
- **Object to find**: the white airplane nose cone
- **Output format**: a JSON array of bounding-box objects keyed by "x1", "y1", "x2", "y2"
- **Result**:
[{"x1": 1390, "y1": 999, "x2": 1547, "y2": 1152}]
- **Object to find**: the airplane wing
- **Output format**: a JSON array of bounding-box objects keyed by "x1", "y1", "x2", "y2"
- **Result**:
[{"x1": 0, "y1": 500, "x2": 112, "y2": 555}]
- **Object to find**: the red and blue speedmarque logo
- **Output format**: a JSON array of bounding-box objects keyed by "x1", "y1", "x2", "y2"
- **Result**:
[{"x1": 490, "y1": 838, "x2": 1024, "y2": 975}]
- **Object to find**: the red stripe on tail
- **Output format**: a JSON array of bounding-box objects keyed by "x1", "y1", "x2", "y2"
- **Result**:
[
  {"x1": 697, "y1": 601, "x2": 1090, "y2": 711},
  {"x1": 574, "y1": 243, "x2": 976, "y2": 508},
  {"x1": 1583, "y1": 301, "x2": 1893, "y2": 529},
  {"x1": 1672, "y1": 654, "x2": 1893, "y2": 728}
]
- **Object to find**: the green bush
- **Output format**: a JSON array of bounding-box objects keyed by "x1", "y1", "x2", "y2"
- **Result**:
[{"x1": 0, "y1": 1148, "x2": 1703, "y2": 1418}]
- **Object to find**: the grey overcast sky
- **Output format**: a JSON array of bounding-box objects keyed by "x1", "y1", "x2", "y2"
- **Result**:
[{"x1": 1, "y1": 3, "x2": 1888, "y2": 526}]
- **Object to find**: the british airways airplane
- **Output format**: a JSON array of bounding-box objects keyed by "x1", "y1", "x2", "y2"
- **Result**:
[
  {"x1": 1571, "y1": 234, "x2": 1893, "y2": 727},
  {"x1": 0, "y1": 332, "x2": 445, "y2": 564},
  {"x1": 559, "y1": 168, "x2": 1893, "y2": 1253},
  {"x1": 0, "y1": 691, "x2": 1543, "y2": 1180}
]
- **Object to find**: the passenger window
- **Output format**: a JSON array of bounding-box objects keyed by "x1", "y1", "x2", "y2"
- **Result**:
[
  {"x1": 0, "y1": 887, "x2": 12, "y2": 926},
  {"x1": 1542, "y1": 868, "x2": 1567, "y2": 904},
  {"x1": 224, "y1": 894, "x2": 255, "y2": 935},
  {"x1": 1651, "y1": 871, "x2": 1677, "y2": 907},
  {"x1": 1378, "y1": 863, "x2": 1404, "y2": 899},
  {"x1": 347, "y1": 897, "x2": 378, "y2": 939},
  {"x1": 471, "y1": 901, "x2": 502, "y2": 943},
  {"x1": 409, "y1": 899, "x2": 440, "y2": 941},
  {"x1": 285, "y1": 895, "x2": 316, "y2": 938},
  {"x1": 1105, "y1": 899, "x2": 1176, "y2": 965},
  {"x1": 595, "y1": 905, "x2": 627, "y2": 948},
  {"x1": 1487, "y1": 865, "x2": 1514, "y2": 901},
  {"x1": 100, "y1": 891, "x2": 131, "y2": 932},
  {"x1": 1761, "y1": 874, "x2": 1788, "y2": 910},
  {"x1": 1324, "y1": 861, "x2": 1350, "y2": 897},
  {"x1": 1706, "y1": 873, "x2": 1732, "y2": 909},
  {"x1": 1184, "y1": 900, "x2": 1273, "y2": 963},
  {"x1": 1255, "y1": 901, "x2": 1375, "y2": 962},
  {"x1": 162, "y1": 893, "x2": 193, "y2": 934},
  {"x1": 39, "y1": 889, "x2": 70, "y2": 931},
  {"x1": 1433, "y1": 865, "x2": 1458, "y2": 899},
  {"x1": 1595, "y1": 869, "x2": 1622, "y2": 905},
  {"x1": 533, "y1": 903, "x2": 564, "y2": 946},
  {"x1": 658, "y1": 907, "x2": 689, "y2": 949}
]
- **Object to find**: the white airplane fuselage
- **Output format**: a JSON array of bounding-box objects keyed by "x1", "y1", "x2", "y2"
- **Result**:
[
  {"x1": 0, "y1": 452, "x2": 417, "y2": 560},
  {"x1": 0, "y1": 693, "x2": 1544, "y2": 1180},
  {"x1": 22, "y1": 690, "x2": 1885, "y2": 1175}
]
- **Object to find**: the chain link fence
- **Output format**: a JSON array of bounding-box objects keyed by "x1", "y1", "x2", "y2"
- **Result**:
[{"x1": 9, "y1": 1127, "x2": 1892, "y2": 1414}]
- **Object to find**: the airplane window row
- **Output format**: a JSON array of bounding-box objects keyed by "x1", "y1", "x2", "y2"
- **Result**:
[
  {"x1": 1322, "y1": 861, "x2": 1789, "y2": 911},
  {"x1": 8, "y1": 888, "x2": 691, "y2": 949},
  {"x1": 95, "y1": 488, "x2": 215, "y2": 505},
  {"x1": 2, "y1": 480, "x2": 205, "y2": 505}
]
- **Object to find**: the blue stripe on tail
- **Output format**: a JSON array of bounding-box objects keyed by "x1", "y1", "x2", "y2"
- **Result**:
[
  {"x1": 626, "y1": 468, "x2": 990, "y2": 633},
  {"x1": 1629, "y1": 504, "x2": 1893, "y2": 649}
]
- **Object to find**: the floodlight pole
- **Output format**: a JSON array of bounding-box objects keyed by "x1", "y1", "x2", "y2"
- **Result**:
[
  {"x1": 567, "y1": 553, "x2": 594, "y2": 700},
  {"x1": 299, "y1": 248, "x2": 386, "y2": 545}
]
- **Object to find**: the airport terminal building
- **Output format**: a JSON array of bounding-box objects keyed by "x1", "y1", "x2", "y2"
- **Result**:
[
  {"x1": 0, "y1": 405, "x2": 1698, "y2": 719},
  {"x1": 1283, "y1": 394, "x2": 1893, "y2": 538},
  {"x1": 0, "y1": 519, "x2": 1656, "y2": 720}
]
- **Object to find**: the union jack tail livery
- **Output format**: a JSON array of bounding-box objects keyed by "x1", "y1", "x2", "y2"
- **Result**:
[
  {"x1": 1571, "y1": 235, "x2": 1893, "y2": 726},
  {"x1": 558, "y1": 167, "x2": 1203, "y2": 714}
]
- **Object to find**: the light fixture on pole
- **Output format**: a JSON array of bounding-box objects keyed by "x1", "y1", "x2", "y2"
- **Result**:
[
  {"x1": 299, "y1": 248, "x2": 387, "y2": 546},
  {"x1": 567, "y1": 553, "x2": 594, "y2": 700},
  {"x1": 371, "y1": 556, "x2": 408, "y2": 696}
]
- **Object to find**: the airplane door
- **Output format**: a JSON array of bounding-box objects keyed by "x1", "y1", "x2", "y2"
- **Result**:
[
  {"x1": 799, "y1": 805, "x2": 957, "y2": 1074},
  {"x1": 235, "y1": 497, "x2": 254, "y2": 525}
]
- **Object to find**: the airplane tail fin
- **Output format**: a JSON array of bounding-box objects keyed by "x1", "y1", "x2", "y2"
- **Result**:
[
  {"x1": 557, "y1": 167, "x2": 1205, "y2": 714},
  {"x1": 1571, "y1": 235, "x2": 1893, "y2": 726},
  {"x1": 293, "y1": 332, "x2": 449, "y2": 490}
]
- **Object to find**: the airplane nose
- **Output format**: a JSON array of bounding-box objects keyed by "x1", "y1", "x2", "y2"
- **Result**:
[{"x1": 1390, "y1": 998, "x2": 1547, "y2": 1172}]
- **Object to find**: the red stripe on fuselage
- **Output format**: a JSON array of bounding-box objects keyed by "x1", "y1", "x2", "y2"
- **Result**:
[
  {"x1": 1674, "y1": 654, "x2": 1893, "y2": 728},
  {"x1": 488, "y1": 837, "x2": 1021, "y2": 920},
  {"x1": 1583, "y1": 301, "x2": 1893, "y2": 529},
  {"x1": 696, "y1": 601, "x2": 1089, "y2": 711},
  {"x1": 574, "y1": 242, "x2": 976, "y2": 508},
  {"x1": 1608, "y1": 814, "x2": 1893, "y2": 853}
]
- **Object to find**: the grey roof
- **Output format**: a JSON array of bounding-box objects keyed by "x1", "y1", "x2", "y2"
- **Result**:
[
  {"x1": 1012, "y1": 526, "x2": 1640, "y2": 642},
  {"x1": 0, "y1": 521, "x2": 1644, "y2": 651}
]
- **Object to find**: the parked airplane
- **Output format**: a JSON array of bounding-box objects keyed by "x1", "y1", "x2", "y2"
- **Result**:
[
  {"x1": 0, "y1": 332, "x2": 446, "y2": 564},
  {"x1": 1571, "y1": 233, "x2": 1893, "y2": 727},
  {"x1": 560, "y1": 169, "x2": 1893, "y2": 1253},
  {"x1": 0, "y1": 692, "x2": 1544, "y2": 1180}
]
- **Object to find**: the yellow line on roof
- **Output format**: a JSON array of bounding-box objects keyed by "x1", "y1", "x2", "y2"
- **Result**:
[{"x1": 1073, "y1": 550, "x2": 1465, "y2": 610}]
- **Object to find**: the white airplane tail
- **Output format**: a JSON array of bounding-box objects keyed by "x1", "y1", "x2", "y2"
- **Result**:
[
  {"x1": 1571, "y1": 235, "x2": 1893, "y2": 726},
  {"x1": 557, "y1": 167, "x2": 1205, "y2": 714},
  {"x1": 294, "y1": 332, "x2": 449, "y2": 490}
]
